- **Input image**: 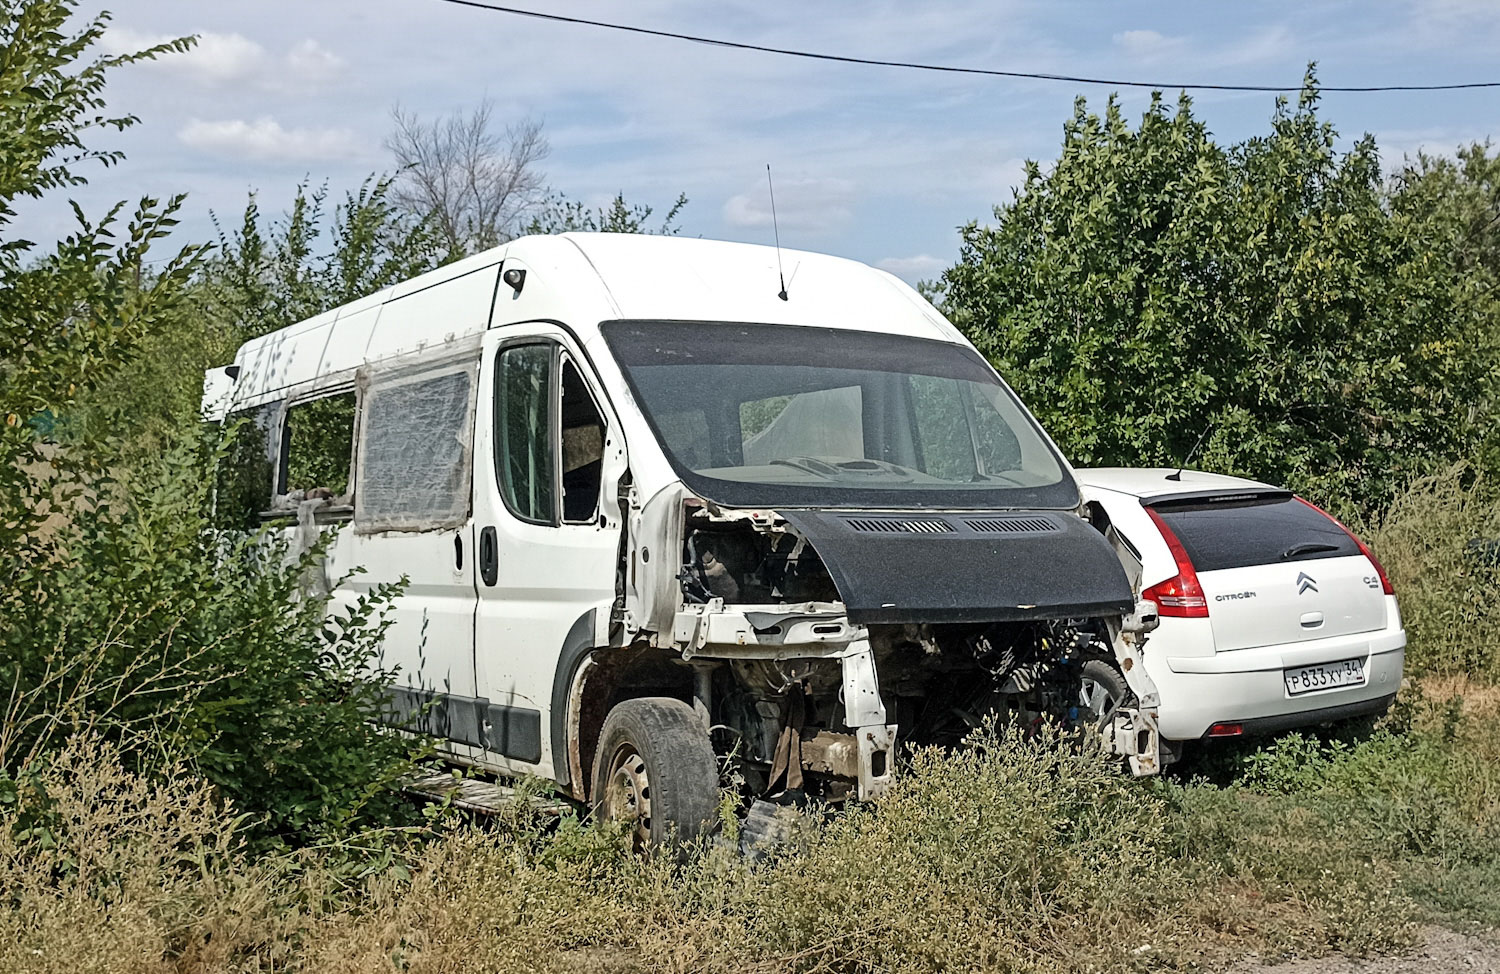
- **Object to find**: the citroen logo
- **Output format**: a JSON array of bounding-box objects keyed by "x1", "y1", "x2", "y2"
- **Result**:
[{"x1": 1296, "y1": 571, "x2": 1318, "y2": 595}]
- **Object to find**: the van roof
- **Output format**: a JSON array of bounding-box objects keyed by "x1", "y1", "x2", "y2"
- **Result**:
[
  {"x1": 216, "y1": 233, "x2": 962, "y2": 410},
  {"x1": 555, "y1": 233, "x2": 957, "y2": 337}
]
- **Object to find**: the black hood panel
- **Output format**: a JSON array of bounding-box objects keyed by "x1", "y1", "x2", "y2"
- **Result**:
[{"x1": 778, "y1": 509, "x2": 1134, "y2": 625}]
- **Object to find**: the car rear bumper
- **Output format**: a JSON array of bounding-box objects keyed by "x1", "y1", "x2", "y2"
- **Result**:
[
  {"x1": 1147, "y1": 627, "x2": 1406, "y2": 741},
  {"x1": 1228, "y1": 693, "x2": 1396, "y2": 737}
]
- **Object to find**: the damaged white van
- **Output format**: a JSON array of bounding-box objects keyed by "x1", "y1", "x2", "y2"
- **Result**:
[{"x1": 203, "y1": 233, "x2": 1161, "y2": 844}]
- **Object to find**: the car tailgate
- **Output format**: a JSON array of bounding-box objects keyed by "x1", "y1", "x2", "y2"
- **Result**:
[
  {"x1": 1197, "y1": 556, "x2": 1387, "y2": 651},
  {"x1": 1150, "y1": 495, "x2": 1387, "y2": 652}
]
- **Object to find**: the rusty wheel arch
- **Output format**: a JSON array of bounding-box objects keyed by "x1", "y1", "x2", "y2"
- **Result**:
[{"x1": 564, "y1": 646, "x2": 694, "y2": 802}]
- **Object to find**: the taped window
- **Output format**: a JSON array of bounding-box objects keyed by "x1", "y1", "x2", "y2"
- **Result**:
[{"x1": 355, "y1": 359, "x2": 478, "y2": 532}]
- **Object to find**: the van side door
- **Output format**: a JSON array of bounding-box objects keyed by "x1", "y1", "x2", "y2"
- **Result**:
[
  {"x1": 327, "y1": 350, "x2": 483, "y2": 748},
  {"x1": 471, "y1": 323, "x2": 627, "y2": 785}
]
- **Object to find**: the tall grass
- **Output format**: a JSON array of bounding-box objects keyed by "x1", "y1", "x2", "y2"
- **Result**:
[
  {"x1": 0, "y1": 738, "x2": 274, "y2": 974},
  {"x1": 1365, "y1": 466, "x2": 1500, "y2": 677},
  {"x1": 11, "y1": 716, "x2": 1481, "y2": 974}
]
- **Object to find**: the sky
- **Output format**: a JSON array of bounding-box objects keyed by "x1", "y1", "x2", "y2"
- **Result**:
[{"x1": 13, "y1": 0, "x2": 1500, "y2": 284}]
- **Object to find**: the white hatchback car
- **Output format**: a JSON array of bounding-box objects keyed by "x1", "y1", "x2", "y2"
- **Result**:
[{"x1": 1077, "y1": 468, "x2": 1406, "y2": 751}]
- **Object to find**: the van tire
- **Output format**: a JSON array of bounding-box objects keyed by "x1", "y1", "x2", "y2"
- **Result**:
[{"x1": 591, "y1": 697, "x2": 718, "y2": 848}]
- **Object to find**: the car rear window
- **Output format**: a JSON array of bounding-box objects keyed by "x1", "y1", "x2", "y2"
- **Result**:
[{"x1": 1149, "y1": 495, "x2": 1360, "y2": 572}]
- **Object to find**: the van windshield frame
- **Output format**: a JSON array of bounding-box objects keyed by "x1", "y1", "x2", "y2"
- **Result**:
[{"x1": 599, "y1": 320, "x2": 1080, "y2": 511}]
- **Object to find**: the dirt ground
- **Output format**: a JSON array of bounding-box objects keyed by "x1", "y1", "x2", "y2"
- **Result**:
[{"x1": 1227, "y1": 927, "x2": 1500, "y2": 974}]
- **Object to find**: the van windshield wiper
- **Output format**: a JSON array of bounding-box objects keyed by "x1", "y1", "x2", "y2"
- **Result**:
[{"x1": 1282, "y1": 542, "x2": 1340, "y2": 560}]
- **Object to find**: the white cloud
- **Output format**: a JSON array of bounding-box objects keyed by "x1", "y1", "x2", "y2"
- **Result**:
[
  {"x1": 177, "y1": 117, "x2": 361, "y2": 162},
  {"x1": 1375, "y1": 125, "x2": 1493, "y2": 174},
  {"x1": 283, "y1": 39, "x2": 345, "y2": 86},
  {"x1": 722, "y1": 176, "x2": 857, "y2": 234},
  {"x1": 1113, "y1": 29, "x2": 1186, "y2": 62},
  {"x1": 877, "y1": 254, "x2": 946, "y2": 283},
  {"x1": 104, "y1": 27, "x2": 266, "y2": 83},
  {"x1": 102, "y1": 26, "x2": 343, "y2": 92},
  {"x1": 1401, "y1": 0, "x2": 1500, "y2": 47},
  {"x1": 1218, "y1": 26, "x2": 1296, "y2": 66}
]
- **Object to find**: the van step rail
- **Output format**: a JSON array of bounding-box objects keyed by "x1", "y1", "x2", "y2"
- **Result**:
[{"x1": 403, "y1": 771, "x2": 574, "y2": 816}]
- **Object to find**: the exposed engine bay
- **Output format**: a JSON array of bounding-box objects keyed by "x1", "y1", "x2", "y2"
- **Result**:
[{"x1": 641, "y1": 501, "x2": 1162, "y2": 802}]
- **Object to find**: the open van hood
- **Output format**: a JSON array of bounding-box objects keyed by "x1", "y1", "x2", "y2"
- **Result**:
[{"x1": 778, "y1": 509, "x2": 1135, "y2": 625}]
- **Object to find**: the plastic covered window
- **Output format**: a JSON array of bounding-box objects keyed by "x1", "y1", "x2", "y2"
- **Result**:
[{"x1": 355, "y1": 361, "x2": 478, "y2": 532}]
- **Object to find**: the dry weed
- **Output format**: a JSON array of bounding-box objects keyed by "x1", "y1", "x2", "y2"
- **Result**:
[{"x1": 0, "y1": 736, "x2": 289, "y2": 974}]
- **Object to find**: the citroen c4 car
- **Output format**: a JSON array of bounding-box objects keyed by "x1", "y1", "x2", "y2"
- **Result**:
[{"x1": 1077, "y1": 468, "x2": 1406, "y2": 750}]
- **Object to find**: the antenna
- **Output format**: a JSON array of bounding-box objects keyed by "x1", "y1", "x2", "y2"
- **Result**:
[
  {"x1": 766, "y1": 164, "x2": 788, "y2": 301},
  {"x1": 1165, "y1": 423, "x2": 1212, "y2": 481}
]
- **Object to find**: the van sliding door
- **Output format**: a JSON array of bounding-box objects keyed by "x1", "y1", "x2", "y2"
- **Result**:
[{"x1": 331, "y1": 352, "x2": 483, "y2": 752}]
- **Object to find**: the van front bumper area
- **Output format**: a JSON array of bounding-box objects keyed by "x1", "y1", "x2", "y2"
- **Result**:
[{"x1": 1147, "y1": 628, "x2": 1406, "y2": 741}]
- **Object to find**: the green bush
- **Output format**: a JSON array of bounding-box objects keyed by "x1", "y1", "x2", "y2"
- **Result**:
[
  {"x1": 1176, "y1": 688, "x2": 1500, "y2": 932},
  {"x1": 1, "y1": 428, "x2": 419, "y2": 846}
]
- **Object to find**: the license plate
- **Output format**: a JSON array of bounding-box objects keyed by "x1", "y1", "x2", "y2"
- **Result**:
[{"x1": 1284, "y1": 658, "x2": 1366, "y2": 695}]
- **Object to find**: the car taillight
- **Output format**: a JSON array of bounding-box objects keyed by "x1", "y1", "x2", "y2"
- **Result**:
[
  {"x1": 1294, "y1": 497, "x2": 1394, "y2": 596},
  {"x1": 1143, "y1": 506, "x2": 1209, "y2": 617}
]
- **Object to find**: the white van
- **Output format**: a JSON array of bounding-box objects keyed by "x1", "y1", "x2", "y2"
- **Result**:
[{"x1": 203, "y1": 232, "x2": 1162, "y2": 844}]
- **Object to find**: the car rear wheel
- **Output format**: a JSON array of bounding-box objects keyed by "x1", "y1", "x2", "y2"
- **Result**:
[{"x1": 591, "y1": 697, "x2": 719, "y2": 849}]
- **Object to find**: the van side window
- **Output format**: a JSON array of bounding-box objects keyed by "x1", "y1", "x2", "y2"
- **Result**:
[
  {"x1": 908, "y1": 375, "x2": 1023, "y2": 479},
  {"x1": 496, "y1": 344, "x2": 555, "y2": 524},
  {"x1": 280, "y1": 391, "x2": 355, "y2": 497},
  {"x1": 561, "y1": 357, "x2": 606, "y2": 523},
  {"x1": 213, "y1": 403, "x2": 277, "y2": 529},
  {"x1": 356, "y1": 364, "x2": 477, "y2": 531},
  {"x1": 908, "y1": 375, "x2": 977, "y2": 480}
]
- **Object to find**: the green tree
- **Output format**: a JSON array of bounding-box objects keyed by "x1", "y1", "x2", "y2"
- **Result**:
[
  {"x1": 1393, "y1": 143, "x2": 1500, "y2": 294},
  {"x1": 939, "y1": 71, "x2": 1496, "y2": 509},
  {"x1": 204, "y1": 176, "x2": 449, "y2": 343},
  {"x1": 0, "y1": 0, "x2": 199, "y2": 579},
  {"x1": 523, "y1": 190, "x2": 689, "y2": 236},
  {"x1": 1388, "y1": 142, "x2": 1500, "y2": 477},
  {"x1": 0, "y1": 2, "x2": 418, "y2": 846},
  {"x1": 71, "y1": 177, "x2": 451, "y2": 456}
]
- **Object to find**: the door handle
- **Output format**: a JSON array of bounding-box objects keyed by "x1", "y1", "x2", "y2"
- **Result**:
[{"x1": 479, "y1": 526, "x2": 499, "y2": 587}]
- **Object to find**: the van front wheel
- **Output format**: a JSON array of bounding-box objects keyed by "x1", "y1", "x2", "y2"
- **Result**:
[{"x1": 591, "y1": 697, "x2": 718, "y2": 848}]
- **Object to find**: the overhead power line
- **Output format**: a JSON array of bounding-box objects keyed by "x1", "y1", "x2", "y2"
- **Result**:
[{"x1": 433, "y1": 0, "x2": 1499, "y2": 93}]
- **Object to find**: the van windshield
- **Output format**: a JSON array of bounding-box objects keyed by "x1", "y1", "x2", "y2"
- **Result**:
[{"x1": 600, "y1": 320, "x2": 1077, "y2": 510}]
